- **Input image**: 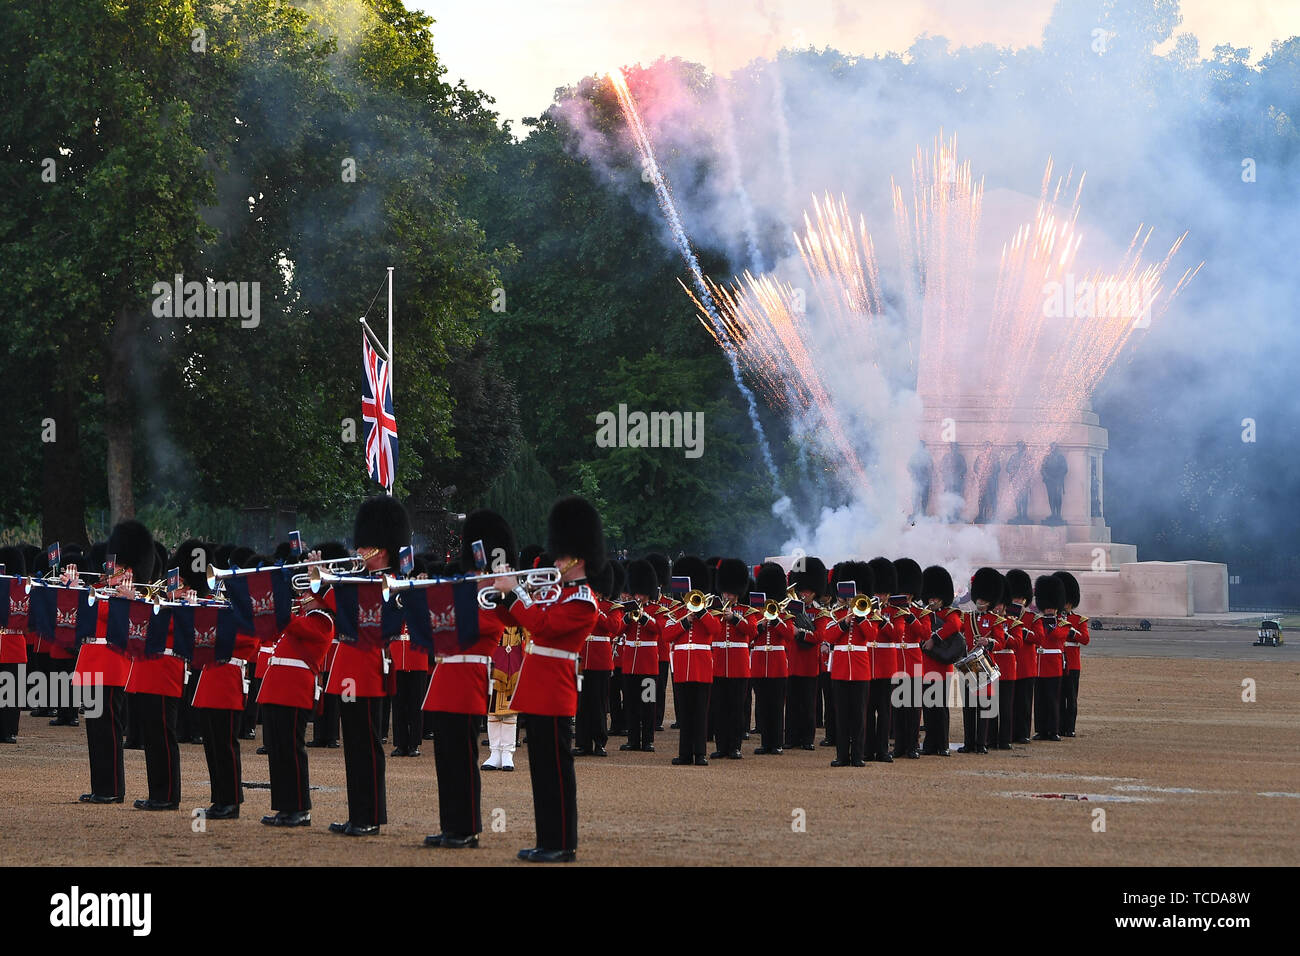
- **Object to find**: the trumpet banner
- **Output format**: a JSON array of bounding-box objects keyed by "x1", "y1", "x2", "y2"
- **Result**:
[
  {"x1": 222, "y1": 568, "x2": 293, "y2": 639},
  {"x1": 333, "y1": 580, "x2": 406, "y2": 650},
  {"x1": 400, "y1": 580, "x2": 480, "y2": 658}
]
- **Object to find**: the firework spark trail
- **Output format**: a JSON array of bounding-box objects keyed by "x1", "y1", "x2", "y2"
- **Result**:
[{"x1": 608, "y1": 69, "x2": 781, "y2": 488}]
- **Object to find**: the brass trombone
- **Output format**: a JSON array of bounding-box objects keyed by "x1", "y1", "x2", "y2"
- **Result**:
[{"x1": 667, "y1": 589, "x2": 715, "y2": 622}]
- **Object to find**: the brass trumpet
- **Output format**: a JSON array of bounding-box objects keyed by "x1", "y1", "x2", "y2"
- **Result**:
[
  {"x1": 380, "y1": 566, "x2": 564, "y2": 611},
  {"x1": 668, "y1": 589, "x2": 714, "y2": 621}
]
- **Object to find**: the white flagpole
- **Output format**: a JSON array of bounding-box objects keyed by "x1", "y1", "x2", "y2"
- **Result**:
[{"x1": 386, "y1": 266, "x2": 394, "y2": 497}]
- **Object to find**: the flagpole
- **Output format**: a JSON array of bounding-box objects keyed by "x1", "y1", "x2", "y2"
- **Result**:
[{"x1": 386, "y1": 266, "x2": 394, "y2": 497}]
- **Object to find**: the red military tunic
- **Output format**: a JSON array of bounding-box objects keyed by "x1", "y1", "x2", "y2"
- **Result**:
[
  {"x1": 391, "y1": 629, "x2": 430, "y2": 673},
  {"x1": 0, "y1": 629, "x2": 26, "y2": 664},
  {"x1": 901, "y1": 603, "x2": 929, "y2": 679},
  {"x1": 871, "y1": 607, "x2": 905, "y2": 679},
  {"x1": 1013, "y1": 606, "x2": 1039, "y2": 681},
  {"x1": 73, "y1": 600, "x2": 131, "y2": 688},
  {"x1": 960, "y1": 611, "x2": 1005, "y2": 657},
  {"x1": 1034, "y1": 614, "x2": 1070, "y2": 678},
  {"x1": 829, "y1": 612, "x2": 873, "y2": 682},
  {"x1": 193, "y1": 627, "x2": 260, "y2": 710},
  {"x1": 579, "y1": 600, "x2": 621, "y2": 672},
  {"x1": 710, "y1": 606, "x2": 755, "y2": 679},
  {"x1": 503, "y1": 582, "x2": 599, "y2": 717},
  {"x1": 921, "y1": 608, "x2": 962, "y2": 678},
  {"x1": 665, "y1": 611, "x2": 714, "y2": 683},
  {"x1": 619, "y1": 611, "x2": 662, "y2": 677},
  {"x1": 254, "y1": 638, "x2": 274, "y2": 679},
  {"x1": 992, "y1": 612, "x2": 1022, "y2": 681},
  {"x1": 786, "y1": 607, "x2": 827, "y2": 678},
  {"x1": 257, "y1": 611, "x2": 334, "y2": 710},
  {"x1": 422, "y1": 606, "x2": 505, "y2": 715},
  {"x1": 324, "y1": 636, "x2": 387, "y2": 698},
  {"x1": 1064, "y1": 613, "x2": 1090, "y2": 672},
  {"x1": 124, "y1": 617, "x2": 186, "y2": 698},
  {"x1": 3, "y1": 581, "x2": 29, "y2": 665},
  {"x1": 746, "y1": 612, "x2": 792, "y2": 679}
]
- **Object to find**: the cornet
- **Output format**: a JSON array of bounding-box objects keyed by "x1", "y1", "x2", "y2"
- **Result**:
[{"x1": 668, "y1": 589, "x2": 714, "y2": 621}]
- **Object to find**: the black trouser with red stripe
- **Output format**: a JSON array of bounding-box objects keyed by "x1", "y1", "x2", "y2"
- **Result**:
[
  {"x1": 655, "y1": 661, "x2": 669, "y2": 728},
  {"x1": 340, "y1": 696, "x2": 387, "y2": 825},
  {"x1": 1034, "y1": 675, "x2": 1062, "y2": 738},
  {"x1": 199, "y1": 707, "x2": 243, "y2": 805},
  {"x1": 263, "y1": 703, "x2": 311, "y2": 812},
  {"x1": 991, "y1": 678, "x2": 1015, "y2": 748},
  {"x1": 608, "y1": 666, "x2": 625, "y2": 734},
  {"x1": 921, "y1": 675, "x2": 950, "y2": 754},
  {"x1": 711, "y1": 676, "x2": 746, "y2": 755},
  {"x1": 893, "y1": 676, "x2": 922, "y2": 756},
  {"x1": 865, "y1": 677, "x2": 893, "y2": 759},
  {"x1": 522, "y1": 713, "x2": 578, "y2": 852},
  {"x1": 86, "y1": 685, "x2": 125, "y2": 798},
  {"x1": 1014, "y1": 676, "x2": 1035, "y2": 741},
  {"x1": 48, "y1": 654, "x2": 78, "y2": 724},
  {"x1": 623, "y1": 672, "x2": 656, "y2": 749},
  {"x1": 240, "y1": 666, "x2": 259, "y2": 737},
  {"x1": 575, "y1": 669, "x2": 610, "y2": 752},
  {"x1": 960, "y1": 674, "x2": 991, "y2": 750},
  {"x1": 393, "y1": 670, "x2": 428, "y2": 753},
  {"x1": 135, "y1": 692, "x2": 181, "y2": 803},
  {"x1": 831, "y1": 680, "x2": 867, "y2": 763},
  {"x1": 428, "y1": 710, "x2": 482, "y2": 837},
  {"x1": 673, "y1": 681, "x2": 710, "y2": 761},
  {"x1": 754, "y1": 676, "x2": 786, "y2": 752},
  {"x1": 313, "y1": 689, "x2": 340, "y2": 744},
  {"x1": 0, "y1": 663, "x2": 21, "y2": 738},
  {"x1": 819, "y1": 672, "x2": 836, "y2": 743},
  {"x1": 1060, "y1": 669, "x2": 1080, "y2": 735},
  {"x1": 785, "y1": 675, "x2": 818, "y2": 748}
]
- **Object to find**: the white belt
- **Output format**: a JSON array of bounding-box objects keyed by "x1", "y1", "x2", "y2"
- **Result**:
[
  {"x1": 586, "y1": 636, "x2": 612, "y2": 643},
  {"x1": 624, "y1": 640, "x2": 658, "y2": 648},
  {"x1": 395, "y1": 635, "x2": 410, "y2": 643},
  {"x1": 871, "y1": 643, "x2": 903, "y2": 649},
  {"x1": 527, "y1": 644, "x2": 579, "y2": 661},
  {"x1": 752, "y1": 645, "x2": 784, "y2": 652},
  {"x1": 1037, "y1": 648, "x2": 1063, "y2": 655},
  {"x1": 677, "y1": 643, "x2": 712, "y2": 652},
  {"x1": 162, "y1": 649, "x2": 181, "y2": 658},
  {"x1": 437, "y1": 654, "x2": 491, "y2": 665},
  {"x1": 223, "y1": 658, "x2": 248, "y2": 669},
  {"x1": 258, "y1": 646, "x2": 274, "y2": 655},
  {"x1": 993, "y1": 649, "x2": 1015, "y2": 655},
  {"x1": 1065, "y1": 641, "x2": 1083, "y2": 647},
  {"x1": 712, "y1": 641, "x2": 748, "y2": 649},
  {"x1": 270, "y1": 656, "x2": 310, "y2": 670},
  {"x1": 832, "y1": 644, "x2": 865, "y2": 652},
  {"x1": 84, "y1": 638, "x2": 108, "y2": 645}
]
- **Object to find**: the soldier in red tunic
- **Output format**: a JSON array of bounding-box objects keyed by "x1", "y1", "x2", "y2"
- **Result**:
[
  {"x1": 1006, "y1": 569, "x2": 1037, "y2": 744},
  {"x1": 828, "y1": 561, "x2": 873, "y2": 767},
  {"x1": 747, "y1": 563, "x2": 793, "y2": 756},
  {"x1": 618, "y1": 559, "x2": 662, "y2": 753},
  {"x1": 787, "y1": 557, "x2": 830, "y2": 752},
  {"x1": 958, "y1": 567, "x2": 1005, "y2": 755},
  {"x1": 920, "y1": 565, "x2": 962, "y2": 757},
  {"x1": 1053, "y1": 570, "x2": 1090, "y2": 737},
  {"x1": 573, "y1": 561, "x2": 620, "y2": 758},
  {"x1": 707, "y1": 558, "x2": 755, "y2": 760},
  {"x1": 0, "y1": 547, "x2": 29, "y2": 744},
  {"x1": 492, "y1": 495, "x2": 604, "y2": 863},
  {"x1": 1032, "y1": 574, "x2": 1072, "y2": 741},
  {"x1": 891, "y1": 558, "x2": 927, "y2": 759},
  {"x1": 662, "y1": 555, "x2": 714, "y2": 766},
  {"x1": 865, "y1": 556, "x2": 902, "y2": 763}
]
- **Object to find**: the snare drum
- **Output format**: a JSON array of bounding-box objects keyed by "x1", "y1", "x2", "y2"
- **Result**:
[{"x1": 953, "y1": 646, "x2": 1001, "y2": 682}]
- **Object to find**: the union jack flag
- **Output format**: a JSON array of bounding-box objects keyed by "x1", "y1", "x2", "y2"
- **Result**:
[{"x1": 362, "y1": 334, "x2": 398, "y2": 488}]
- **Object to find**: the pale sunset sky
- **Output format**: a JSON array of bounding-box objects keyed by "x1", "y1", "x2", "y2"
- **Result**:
[{"x1": 412, "y1": 0, "x2": 1300, "y2": 129}]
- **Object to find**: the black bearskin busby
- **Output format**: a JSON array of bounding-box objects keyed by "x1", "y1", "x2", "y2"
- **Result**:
[
  {"x1": 1034, "y1": 574, "x2": 1066, "y2": 613},
  {"x1": 716, "y1": 558, "x2": 749, "y2": 597},
  {"x1": 1005, "y1": 568, "x2": 1033, "y2": 604},
  {"x1": 1053, "y1": 570, "x2": 1081, "y2": 609},
  {"x1": 106, "y1": 520, "x2": 156, "y2": 581},
  {"x1": 518, "y1": 544, "x2": 544, "y2": 571},
  {"x1": 353, "y1": 495, "x2": 412, "y2": 570},
  {"x1": 672, "y1": 555, "x2": 709, "y2": 594},
  {"x1": 314, "y1": 541, "x2": 350, "y2": 562},
  {"x1": 843, "y1": 560, "x2": 874, "y2": 596},
  {"x1": 170, "y1": 539, "x2": 212, "y2": 597},
  {"x1": 866, "y1": 556, "x2": 897, "y2": 596},
  {"x1": 609, "y1": 560, "x2": 626, "y2": 598},
  {"x1": 791, "y1": 556, "x2": 828, "y2": 599},
  {"x1": 970, "y1": 567, "x2": 1005, "y2": 606},
  {"x1": 625, "y1": 559, "x2": 659, "y2": 598},
  {"x1": 755, "y1": 562, "x2": 788, "y2": 601},
  {"x1": 0, "y1": 546, "x2": 26, "y2": 576},
  {"x1": 461, "y1": 509, "x2": 518, "y2": 574},
  {"x1": 645, "y1": 553, "x2": 670, "y2": 593},
  {"x1": 893, "y1": 557, "x2": 923, "y2": 598},
  {"x1": 921, "y1": 565, "x2": 955, "y2": 607},
  {"x1": 590, "y1": 561, "x2": 616, "y2": 600},
  {"x1": 546, "y1": 495, "x2": 606, "y2": 576}
]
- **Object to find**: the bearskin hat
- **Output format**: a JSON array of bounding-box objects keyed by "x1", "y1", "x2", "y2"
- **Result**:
[
  {"x1": 272, "y1": 541, "x2": 293, "y2": 562},
  {"x1": 590, "y1": 560, "x2": 616, "y2": 600},
  {"x1": 971, "y1": 567, "x2": 1005, "y2": 606},
  {"x1": 88, "y1": 542, "x2": 107, "y2": 574},
  {"x1": 1053, "y1": 570, "x2": 1081, "y2": 609},
  {"x1": 1005, "y1": 568, "x2": 1033, "y2": 603},
  {"x1": 672, "y1": 555, "x2": 710, "y2": 594},
  {"x1": 353, "y1": 496, "x2": 412, "y2": 570},
  {"x1": 461, "y1": 509, "x2": 518, "y2": 574},
  {"x1": 842, "y1": 560, "x2": 874, "y2": 596},
  {"x1": 626, "y1": 559, "x2": 659, "y2": 598},
  {"x1": 755, "y1": 562, "x2": 789, "y2": 601},
  {"x1": 546, "y1": 496, "x2": 605, "y2": 576},
  {"x1": 610, "y1": 560, "x2": 626, "y2": 598},
  {"x1": 213, "y1": 544, "x2": 235, "y2": 569},
  {"x1": 866, "y1": 556, "x2": 897, "y2": 595},
  {"x1": 518, "y1": 544, "x2": 544, "y2": 570},
  {"x1": 170, "y1": 539, "x2": 211, "y2": 597},
  {"x1": 893, "y1": 558, "x2": 923, "y2": 597},
  {"x1": 791, "y1": 556, "x2": 828, "y2": 599},
  {"x1": 1034, "y1": 574, "x2": 1066, "y2": 613},
  {"x1": 716, "y1": 558, "x2": 749, "y2": 597},
  {"x1": 229, "y1": 546, "x2": 256, "y2": 569},
  {"x1": 153, "y1": 541, "x2": 169, "y2": 577},
  {"x1": 645, "y1": 553, "x2": 671, "y2": 592},
  {"x1": 314, "y1": 541, "x2": 350, "y2": 562},
  {"x1": 106, "y1": 520, "x2": 156, "y2": 581},
  {"x1": 0, "y1": 546, "x2": 26, "y2": 576},
  {"x1": 921, "y1": 565, "x2": 955, "y2": 607}
]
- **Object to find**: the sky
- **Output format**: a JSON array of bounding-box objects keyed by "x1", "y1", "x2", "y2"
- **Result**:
[{"x1": 414, "y1": 0, "x2": 1300, "y2": 130}]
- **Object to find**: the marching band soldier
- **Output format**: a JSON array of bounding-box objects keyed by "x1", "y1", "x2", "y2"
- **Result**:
[
  {"x1": 891, "y1": 558, "x2": 926, "y2": 759},
  {"x1": 747, "y1": 563, "x2": 792, "y2": 755},
  {"x1": 822, "y1": 562, "x2": 851, "y2": 749},
  {"x1": 186, "y1": 539, "x2": 255, "y2": 820},
  {"x1": 1006, "y1": 569, "x2": 1037, "y2": 744},
  {"x1": 958, "y1": 567, "x2": 1004, "y2": 755},
  {"x1": 865, "y1": 556, "x2": 902, "y2": 763},
  {"x1": 390, "y1": 558, "x2": 430, "y2": 759},
  {"x1": 645, "y1": 552, "x2": 673, "y2": 732},
  {"x1": 307, "y1": 542, "x2": 350, "y2": 749},
  {"x1": 987, "y1": 579, "x2": 1021, "y2": 750},
  {"x1": 116, "y1": 521, "x2": 187, "y2": 811},
  {"x1": 920, "y1": 565, "x2": 961, "y2": 756},
  {"x1": 0, "y1": 547, "x2": 28, "y2": 743},
  {"x1": 787, "y1": 557, "x2": 829, "y2": 751},
  {"x1": 574, "y1": 561, "x2": 620, "y2": 757},
  {"x1": 663, "y1": 555, "x2": 714, "y2": 766},
  {"x1": 828, "y1": 561, "x2": 872, "y2": 767},
  {"x1": 619, "y1": 559, "x2": 662, "y2": 753},
  {"x1": 327, "y1": 495, "x2": 410, "y2": 837},
  {"x1": 1054, "y1": 570, "x2": 1089, "y2": 737},
  {"x1": 257, "y1": 578, "x2": 335, "y2": 827},
  {"x1": 493, "y1": 495, "x2": 605, "y2": 863},
  {"x1": 607, "y1": 560, "x2": 627, "y2": 739},
  {"x1": 422, "y1": 509, "x2": 516, "y2": 849},
  {"x1": 709, "y1": 558, "x2": 756, "y2": 760},
  {"x1": 1031, "y1": 574, "x2": 1070, "y2": 741}
]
